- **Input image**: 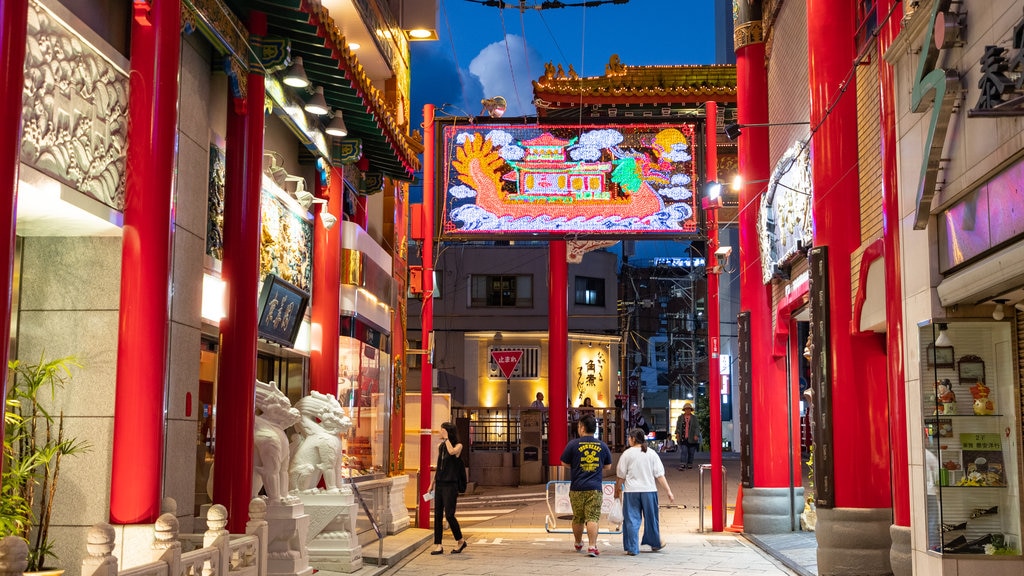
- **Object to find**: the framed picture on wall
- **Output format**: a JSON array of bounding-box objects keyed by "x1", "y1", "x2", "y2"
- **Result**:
[
  {"x1": 958, "y1": 355, "x2": 985, "y2": 384},
  {"x1": 927, "y1": 345, "x2": 955, "y2": 368}
]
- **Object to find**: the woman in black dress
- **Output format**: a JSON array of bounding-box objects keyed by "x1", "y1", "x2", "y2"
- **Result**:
[{"x1": 428, "y1": 421, "x2": 467, "y2": 554}]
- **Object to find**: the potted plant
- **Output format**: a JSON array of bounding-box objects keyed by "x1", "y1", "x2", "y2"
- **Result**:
[{"x1": 2, "y1": 355, "x2": 91, "y2": 572}]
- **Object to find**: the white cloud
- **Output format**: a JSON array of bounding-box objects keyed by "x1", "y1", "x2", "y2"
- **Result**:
[{"x1": 468, "y1": 34, "x2": 540, "y2": 118}]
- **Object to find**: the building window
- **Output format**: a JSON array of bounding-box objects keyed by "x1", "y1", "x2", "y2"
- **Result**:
[
  {"x1": 470, "y1": 275, "x2": 532, "y2": 307},
  {"x1": 574, "y1": 276, "x2": 605, "y2": 306}
]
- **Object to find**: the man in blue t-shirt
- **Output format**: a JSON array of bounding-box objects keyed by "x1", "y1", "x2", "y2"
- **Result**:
[{"x1": 560, "y1": 413, "x2": 612, "y2": 557}]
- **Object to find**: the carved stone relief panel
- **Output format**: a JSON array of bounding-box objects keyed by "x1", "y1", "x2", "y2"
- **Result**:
[{"x1": 21, "y1": 1, "x2": 128, "y2": 211}]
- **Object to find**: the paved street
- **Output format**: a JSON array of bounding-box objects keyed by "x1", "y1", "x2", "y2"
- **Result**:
[{"x1": 378, "y1": 451, "x2": 814, "y2": 575}]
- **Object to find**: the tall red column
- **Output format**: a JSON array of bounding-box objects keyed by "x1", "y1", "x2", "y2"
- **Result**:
[
  {"x1": 705, "y1": 101, "x2": 724, "y2": 531},
  {"x1": 110, "y1": 0, "x2": 180, "y2": 524},
  {"x1": 548, "y1": 241, "x2": 568, "y2": 468},
  {"x1": 310, "y1": 167, "x2": 343, "y2": 396},
  {"x1": 0, "y1": 0, "x2": 29, "y2": 459},
  {"x1": 878, "y1": 0, "x2": 909, "y2": 528},
  {"x1": 214, "y1": 13, "x2": 267, "y2": 533},
  {"x1": 807, "y1": 0, "x2": 890, "y2": 511},
  {"x1": 734, "y1": 4, "x2": 790, "y2": 492},
  {"x1": 417, "y1": 104, "x2": 435, "y2": 529}
]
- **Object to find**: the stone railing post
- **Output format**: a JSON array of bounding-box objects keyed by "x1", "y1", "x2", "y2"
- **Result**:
[
  {"x1": 204, "y1": 504, "x2": 230, "y2": 576},
  {"x1": 153, "y1": 513, "x2": 182, "y2": 576},
  {"x1": 245, "y1": 499, "x2": 269, "y2": 576},
  {"x1": 80, "y1": 523, "x2": 118, "y2": 576},
  {"x1": 0, "y1": 536, "x2": 28, "y2": 576}
]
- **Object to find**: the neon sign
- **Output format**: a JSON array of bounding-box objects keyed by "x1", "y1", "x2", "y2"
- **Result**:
[{"x1": 438, "y1": 122, "x2": 700, "y2": 239}]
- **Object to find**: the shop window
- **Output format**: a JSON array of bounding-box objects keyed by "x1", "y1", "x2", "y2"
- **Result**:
[
  {"x1": 574, "y1": 276, "x2": 605, "y2": 306},
  {"x1": 470, "y1": 274, "x2": 533, "y2": 308}
]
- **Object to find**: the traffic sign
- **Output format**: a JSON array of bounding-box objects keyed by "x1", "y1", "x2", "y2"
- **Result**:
[{"x1": 491, "y1": 350, "x2": 523, "y2": 379}]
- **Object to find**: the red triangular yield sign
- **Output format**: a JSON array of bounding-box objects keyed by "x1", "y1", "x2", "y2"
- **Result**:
[{"x1": 491, "y1": 349, "x2": 523, "y2": 379}]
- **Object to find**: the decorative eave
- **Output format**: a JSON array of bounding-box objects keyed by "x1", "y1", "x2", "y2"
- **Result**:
[
  {"x1": 229, "y1": 0, "x2": 419, "y2": 180},
  {"x1": 532, "y1": 56, "x2": 737, "y2": 107}
]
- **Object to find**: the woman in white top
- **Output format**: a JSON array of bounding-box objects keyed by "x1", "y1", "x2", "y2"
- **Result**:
[{"x1": 614, "y1": 427, "x2": 674, "y2": 555}]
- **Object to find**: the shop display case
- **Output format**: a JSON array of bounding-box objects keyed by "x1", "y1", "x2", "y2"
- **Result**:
[{"x1": 920, "y1": 321, "x2": 1021, "y2": 555}]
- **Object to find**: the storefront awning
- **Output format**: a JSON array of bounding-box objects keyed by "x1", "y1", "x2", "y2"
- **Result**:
[{"x1": 230, "y1": 0, "x2": 418, "y2": 181}]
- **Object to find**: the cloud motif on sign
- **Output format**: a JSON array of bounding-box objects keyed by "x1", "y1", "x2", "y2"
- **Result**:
[
  {"x1": 499, "y1": 144, "x2": 526, "y2": 161},
  {"x1": 449, "y1": 185, "x2": 477, "y2": 199},
  {"x1": 569, "y1": 146, "x2": 602, "y2": 161},
  {"x1": 486, "y1": 130, "x2": 514, "y2": 146},
  {"x1": 579, "y1": 129, "x2": 624, "y2": 148},
  {"x1": 657, "y1": 186, "x2": 693, "y2": 201},
  {"x1": 661, "y1": 144, "x2": 692, "y2": 163}
]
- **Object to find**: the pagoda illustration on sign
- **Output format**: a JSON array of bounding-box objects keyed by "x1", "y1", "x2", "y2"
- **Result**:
[{"x1": 502, "y1": 133, "x2": 614, "y2": 202}]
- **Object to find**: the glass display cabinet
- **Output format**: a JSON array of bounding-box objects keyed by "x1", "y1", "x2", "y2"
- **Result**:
[{"x1": 920, "y1": 321, "x2": 1021, "y2": 555}]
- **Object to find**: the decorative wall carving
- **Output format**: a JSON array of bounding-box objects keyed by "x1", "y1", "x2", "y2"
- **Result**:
[{"x1": 21, "y1": 0, "x2": 128, "y2": 211}]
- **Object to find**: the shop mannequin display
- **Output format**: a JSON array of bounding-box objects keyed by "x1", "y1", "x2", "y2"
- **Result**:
[
  {"x1": 253, "y1": 380, "x2": 302, "y2": 503},
  {"x1": 290, "y1": 391, "x2": 353, "y2": 492},
  {"x1": 936, "y1": 379, "x2": 956, "y2": 414},
  {"x1": 970, "y1": 382, "x2": 995, "y2": 415}
]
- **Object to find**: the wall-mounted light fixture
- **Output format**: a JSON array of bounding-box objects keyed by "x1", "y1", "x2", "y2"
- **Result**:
[
  {"x1": 724, "y1": 121, "x2": 810, "y2": 141},
  {"x1": 935, "y1": 323, "x2": 953, "y2": 347},
  {"x1": 702, "y1": 181, "x2": 723, "y2": 210},
  {"x1": 481, "y1": 96, "x2": 507, "y2": 118},
  {"x1": 320, "y1": 212, "x2": 337, "y2": 230},
  {"x1": 325, "y1": 109, "x2": 348, "y2": 138},
  {"x1": 283, "y1": 56, "x2": 309, "y2": 88},
  {"x1": 304, "y1": 86, "x2": 329, "y2": 116},
  {"x1": 992, "y1": 299, "x2": 1008, "y2": 321}
]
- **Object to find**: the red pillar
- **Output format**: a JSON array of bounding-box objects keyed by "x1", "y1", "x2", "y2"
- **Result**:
[
  {"x1": 214, "y1": 13, "x2": 267, "y2": 533},
  {"x1": 110, "y1": 0, "x2": 180, "y2": 524},
  {"x1": 705, "y1": 101, "x2": 724, "y2": 531},
  {"x1": 417, "y1": 104, "x2": 435, "y2": 529},
  {"x1": 878, "y1": 0, "x2": 909, "y2": 527},
  {"x1": 310, "y1": 167, "x2": 343, "y2": 396},
  {"x1": 548, "y1": 241, "x2": 568, "y2": 466},
  {"x1": 735, "y1": 8, "x2": 789, "y2": 490},
  {"x1": 807, "y1": 0, "x2": 890, "y2": 508},
  {"x1": 0, "y1": 0, "x2": 28, "y2": 459}
]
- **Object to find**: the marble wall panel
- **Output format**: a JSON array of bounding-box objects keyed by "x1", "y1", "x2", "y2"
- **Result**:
[{"x1": 19, "y1": 236, "x2": 121, "y2": 311}]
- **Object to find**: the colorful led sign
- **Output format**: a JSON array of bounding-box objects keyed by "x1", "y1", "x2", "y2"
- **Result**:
[{"x1": 438, "y1": 122, "x2": 700, "y2": 239}]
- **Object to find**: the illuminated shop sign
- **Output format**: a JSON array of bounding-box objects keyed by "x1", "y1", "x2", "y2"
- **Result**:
[{"x1": 438, "y1": 122, "x2": 700, "y2": 239}]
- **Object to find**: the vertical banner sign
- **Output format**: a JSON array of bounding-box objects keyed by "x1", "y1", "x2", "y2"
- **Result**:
[
  {"x1": 808, "y1": 247, "x2": 834, "y2": 508},
  {"x1": 737, "y1": 312, "x2": 753, "y2": 489},
  {"x1": 711, "y1": 336, "x2": 720, "y2": 358}
]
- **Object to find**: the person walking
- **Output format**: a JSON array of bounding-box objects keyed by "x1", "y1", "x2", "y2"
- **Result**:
[
  {"x1": 428, "y1": 422, "x2": 468, "y2": 555},
  {"x1": 560, "y1": 413, "x2": 612, "y2": 557},
  {"x1": 675, "y1": 403, "x2": 700, "y2": 470},
  {"x1": 615, "y1": 427, "x2": 674, "y2": 555}
]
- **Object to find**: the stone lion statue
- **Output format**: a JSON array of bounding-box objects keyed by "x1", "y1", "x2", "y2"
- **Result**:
[
  {"x1": 254, "y1": 380, "x2": 302, "y2": 504},
  {"x1": 289, "y1": 391, "x2": 353, "y2": 493}
]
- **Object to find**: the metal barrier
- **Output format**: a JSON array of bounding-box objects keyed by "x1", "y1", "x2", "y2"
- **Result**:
[
  {"x1": 697, "y1": 464, "x2": 728, "y2": 532},
  {"x1": 543, "y1": 480, "x2": 623, "y2": 534}
]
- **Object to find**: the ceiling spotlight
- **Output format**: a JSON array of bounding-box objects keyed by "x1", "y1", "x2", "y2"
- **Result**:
[
  {"x1": 934, "y1": 323, "x2": 952, "y2": 347},
  {"x1": 304, "y1": 86, "x2": 329, "y2": 116},
  {"x1": 283, "y1": 56, "x2": 309, "y2": 88},
  {"x1": 320, "y1": 212, "x2": 338, "y2": 230},
  {"x1": 992, "y1": 299, "x2": 1008, "y2": 321},
  {"x1": 325, "y1": 109, "x2": 348, "y2": 137},
  {"x1": 481, "y1": 96, "x2": 507, "y2": 118}
]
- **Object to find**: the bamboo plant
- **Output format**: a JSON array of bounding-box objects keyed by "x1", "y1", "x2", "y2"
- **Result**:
[{"x1": 2, "y1": 355, "x2": 91, "y2": 571}]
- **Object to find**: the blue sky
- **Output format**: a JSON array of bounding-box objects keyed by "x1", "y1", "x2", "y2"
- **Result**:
[{"x1": 411, "y1": 0, "x2": 720, "y2": 121}]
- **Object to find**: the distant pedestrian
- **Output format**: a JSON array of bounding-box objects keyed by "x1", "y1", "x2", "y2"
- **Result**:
[
  {"x1": 428, "y1": 422, "x2": 468, "y2": 555},
  {"x1": 675, "y1": 404, "x2": 700, "y2": 470},
  {"x1": 531, "y1": 391, "x2": 545, "y2": 408},
  {"x1": 615, "y1": 427, "x2": 674, "y2": 555},
  {"x1": 561, "y1": 413, "x2": 612, "y2": 557}
]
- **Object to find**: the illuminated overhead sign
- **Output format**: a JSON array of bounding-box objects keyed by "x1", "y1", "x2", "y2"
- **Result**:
[{"x1": 437, "y1": 122, "x2": 700, "y2": 239}]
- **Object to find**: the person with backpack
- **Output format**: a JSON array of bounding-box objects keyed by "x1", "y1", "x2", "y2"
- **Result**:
[{"x1": 428, "y1": 421, "x2": 468, "y2": 555}]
